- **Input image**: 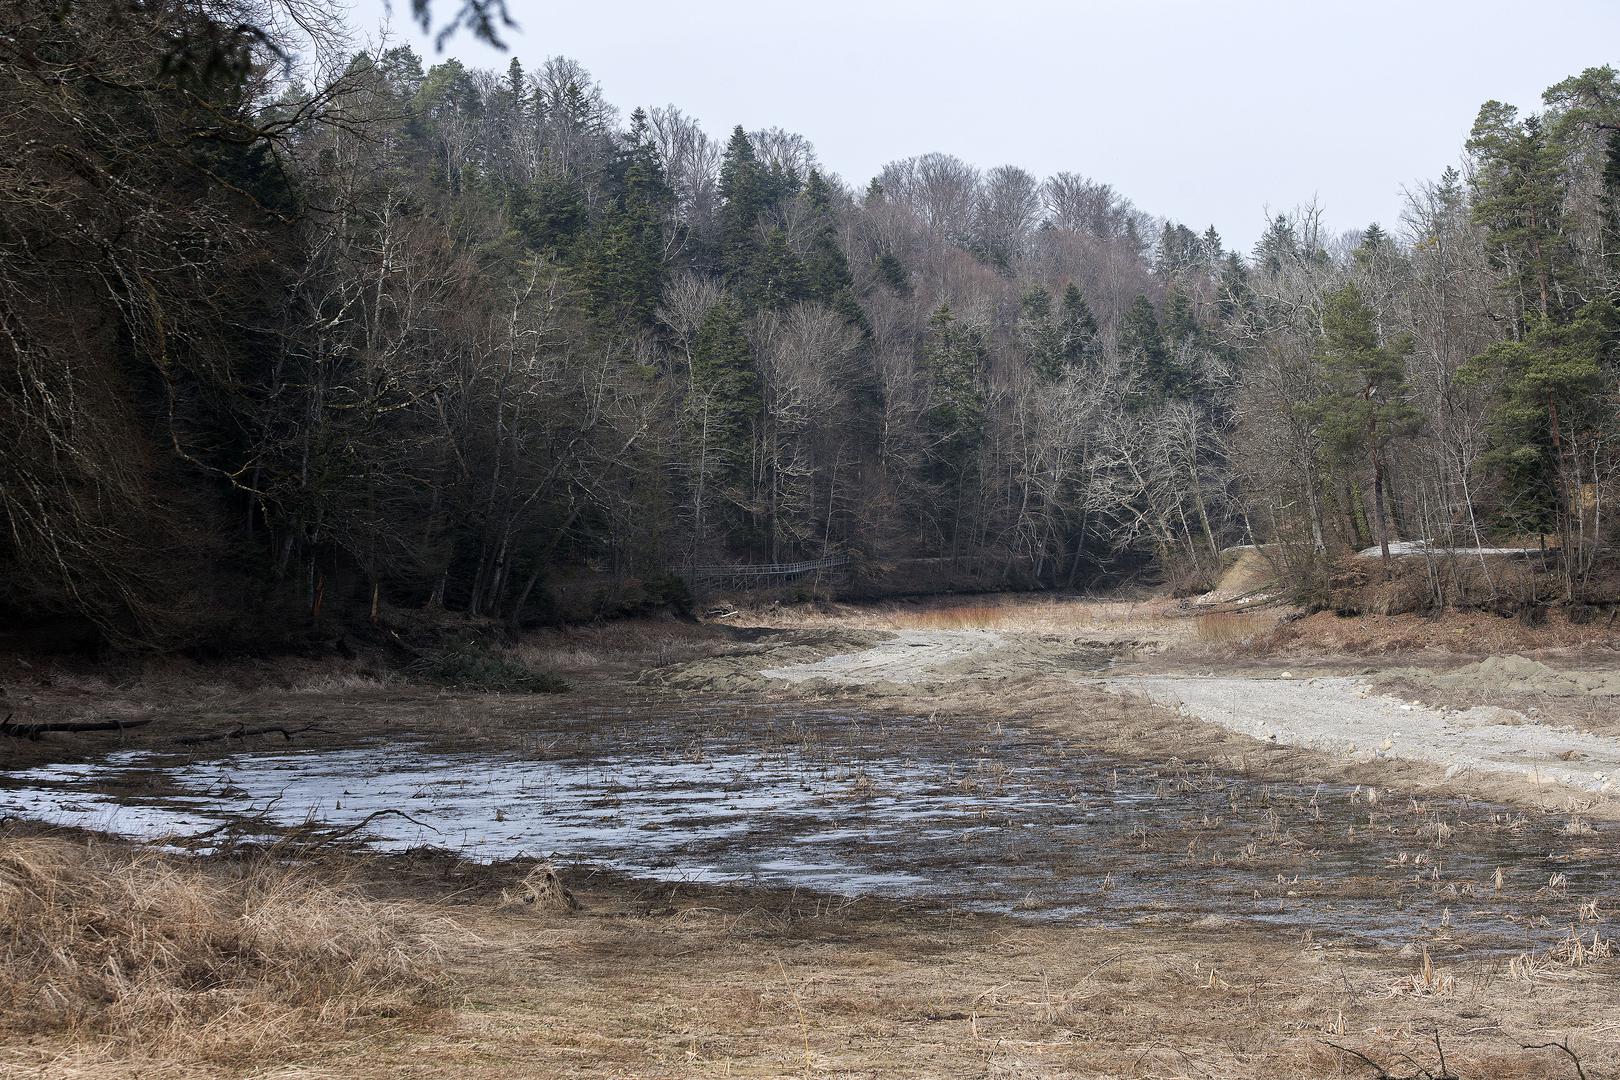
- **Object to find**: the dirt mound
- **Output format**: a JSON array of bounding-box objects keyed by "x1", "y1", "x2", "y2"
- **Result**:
[
  {"x1": 1379, "y1": 655, "x2": 1620, "y2": 698},
  {"x1": 647, "y1": 628, "x2": 891, "y2": 693},
  {"x1": 1208, "y1": 546, "x2": 1276, "y2": 601}
]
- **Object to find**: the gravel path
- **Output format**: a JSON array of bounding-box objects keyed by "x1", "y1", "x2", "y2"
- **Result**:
[{"x1": 1100, "y1": 674, "x2": 1620, "y2": 796}]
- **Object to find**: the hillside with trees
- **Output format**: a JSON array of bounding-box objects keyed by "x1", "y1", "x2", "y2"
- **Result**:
[{"x1": 5, "y1": 1, "x2": 1620, "y2": 648}]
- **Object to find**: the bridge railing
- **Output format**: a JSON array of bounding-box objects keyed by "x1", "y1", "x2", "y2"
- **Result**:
[{"x1": 685, "y1": 555, "x2": 850, "y2": 587}]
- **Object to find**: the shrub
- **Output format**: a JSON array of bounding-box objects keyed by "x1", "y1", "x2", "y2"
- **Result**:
[{"x1": 411, "y1": 642, "x2": 568, "y2": 693}]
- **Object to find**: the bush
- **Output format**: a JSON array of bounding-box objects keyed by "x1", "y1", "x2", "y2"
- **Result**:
[{"x1": 411, "y1": 642, "x2": 568, "y2": 693}]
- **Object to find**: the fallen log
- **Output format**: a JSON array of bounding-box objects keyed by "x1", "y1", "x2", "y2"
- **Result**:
[
  {"x1": 173, "y1": 724, "x2": 320, "y2": 746},
  {"x1": 0, "y1": 714, "x2": 156, "y2": 740}
]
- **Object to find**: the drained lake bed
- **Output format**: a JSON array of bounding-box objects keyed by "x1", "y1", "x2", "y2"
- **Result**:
[{"x1": 3, "y1": 702, "x2": 1614, "y2": 960}]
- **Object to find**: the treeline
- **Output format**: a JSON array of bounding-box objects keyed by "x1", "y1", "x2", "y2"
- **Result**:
[{"x1": 3, "y1": 1, "x2": 1620, "y2": 647}]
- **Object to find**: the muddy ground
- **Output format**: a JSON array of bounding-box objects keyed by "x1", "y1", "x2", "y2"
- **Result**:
[{"x1": 3, "y1": 595, "x2": 1620, "y2": 1077}]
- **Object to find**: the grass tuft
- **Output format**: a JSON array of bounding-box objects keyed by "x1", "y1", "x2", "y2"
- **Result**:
[
  {"x1": 0, "y1": 834, "x2": 451, "y2": 1063},
  {"x1": 1193, "y1": 611, "x2": 1270, "y2": 644}
]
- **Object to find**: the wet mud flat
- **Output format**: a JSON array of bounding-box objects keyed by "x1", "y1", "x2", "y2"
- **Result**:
[{"x1": 3, "y1": 700, "x2": 1615, "y2": 960}]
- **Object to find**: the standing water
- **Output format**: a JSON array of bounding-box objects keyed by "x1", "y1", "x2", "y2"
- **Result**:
[{"x1": 2, "y1": 702, "x2": 1614, "y2": 958}]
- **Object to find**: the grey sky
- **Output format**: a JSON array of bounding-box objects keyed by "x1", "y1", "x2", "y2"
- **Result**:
[{"x1": 346, "y1": 0, "x2": 1620, "y2": 250}]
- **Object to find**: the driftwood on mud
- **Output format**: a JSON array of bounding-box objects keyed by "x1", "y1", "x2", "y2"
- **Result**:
[
  {"x1": 173, "y1": 723, "x2": 321, "y2": 746},
  {"x1": 0, "y1": 713, "x2": 156, "y2": 740},
  {"x1": 296, "y1": 808, "x2": 438, "y2": 849},
  {"x1": 173, "y1": 805, "x2": 437, "y2": 853}
]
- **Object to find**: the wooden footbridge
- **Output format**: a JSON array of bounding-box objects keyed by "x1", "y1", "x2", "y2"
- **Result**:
[{"x1": 685, "y1": 555, "x2": 849, "y2": 589}]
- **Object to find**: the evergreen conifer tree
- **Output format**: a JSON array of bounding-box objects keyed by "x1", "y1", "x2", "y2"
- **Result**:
[{"x1": 1310, "y1": 284, "x2": 1419, "y2": 565}]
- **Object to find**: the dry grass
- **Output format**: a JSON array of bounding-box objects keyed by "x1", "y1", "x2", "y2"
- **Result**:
[
  {"x1": 514, "y1": 617, "x2": 724, "y2": 675},
  {"x1": 731, "y1": 592, "x2": 1193, "y2": 639},
  {"x1": 287, "y1": 670, "x2": 397, "y2": 694},
  {"x1": 0, "y1": 834, "x2": 451, "y2": 1067},
  {"x1": 887, "y1": 603, "x2": 1008, "y2": 630},
  {"x1": 1193, "y1": 610, "x2": 1273, "y2": 644},
  {"x1": 338, "y1": 869, "x2": 1620, "y2": 1079},
  {"x1": 499, "y1": 861, "x2": 581, "y2": 913}
]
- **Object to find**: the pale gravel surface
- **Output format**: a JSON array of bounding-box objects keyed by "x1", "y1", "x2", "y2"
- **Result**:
[
  {"x1": 753, "y1": 627, "x2": 1620, "y2": 802},
  {"x1": 1098, "y1": 674, "x2": 1620, "y2": 796},
  {"x1": 759, "y1": 629, "x2": 1008, "y2": 685}
]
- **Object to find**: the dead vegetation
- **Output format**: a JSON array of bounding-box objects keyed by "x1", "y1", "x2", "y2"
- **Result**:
[
  {"x1": 1193, "y1": 610, "x2": 1275, "y2": 644},
  {"x1": 1249, "y1": 607, "x2": 1620, "y2": 657},
  {"x1": 0, "y1": 832, "x2": 453, "y2": 1069},
  {"x1": 330, "y1": 861, "x2": 1620, "y2": 1079},
  {"x1": 728, "y1": 591, "x2": 1195, "y2": 640},
  {"x1": 7, "y1": 595, "x2": 1620, "y2": 1075}
]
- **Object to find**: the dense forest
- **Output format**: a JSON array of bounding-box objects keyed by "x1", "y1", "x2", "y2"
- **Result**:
[{"x1": 5, "y1": 1, "x2": 1620, "y2": 648}]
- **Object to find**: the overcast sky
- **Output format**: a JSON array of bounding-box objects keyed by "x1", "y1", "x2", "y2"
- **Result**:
[{"x1": 347, "y1": 0, "x2": 1620, "y2": 250}]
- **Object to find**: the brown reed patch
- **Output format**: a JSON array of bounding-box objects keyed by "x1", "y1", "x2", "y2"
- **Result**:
[{"x1": 0, "y1": 833, "x2": 453, "y2": 1066}]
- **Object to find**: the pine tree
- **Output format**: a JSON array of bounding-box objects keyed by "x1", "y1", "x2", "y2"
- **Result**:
[
  {"x1": 1310, "y1": 285, "x2": 1419, "y2": 565},
  {"x1": 1467, "y1": 103, "x2": 1574, "y2": 324},
  {"x1": 1602, "y1": 129, "x2": 1620, "y2": 280},
  {"x1": 1460, "y1": 300, "x2": 1618, "y2": 543}
]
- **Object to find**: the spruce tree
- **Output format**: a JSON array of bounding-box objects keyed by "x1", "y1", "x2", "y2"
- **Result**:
[
  {"x1": 874, "y1": 252, "x2": 911, "y2": 296},
  {"x1": 1057, "y1": 284, "x2": 1099, "y2": 370},
  {"x1": 689, "y1": 300, "x2": 761, "y2": 473},
  {"x1": 921, "y1": 303, "x2": 987, "y2": 460},
  {"x1": 576, "y1": 107, "x2": 671, "y2": 329},
  {"x1": 717, "y1": 126, "x2": 764, "y2": 291},
  {"x1": 1018, "y1": 286, "x2": 1061, "y2": 380},
  {"x1": 799, "y1": 170, "x2": 867, "y2": 330},
  {"x1": 1163, "y1": 288, "x2": 1200, "y2": 348},
  {"x1": 1118, "y1": 294, "x2": 1186, "y2": 404},
  {"x1": 755, "y1": 228, "x2": 809, "y2": 310}
]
